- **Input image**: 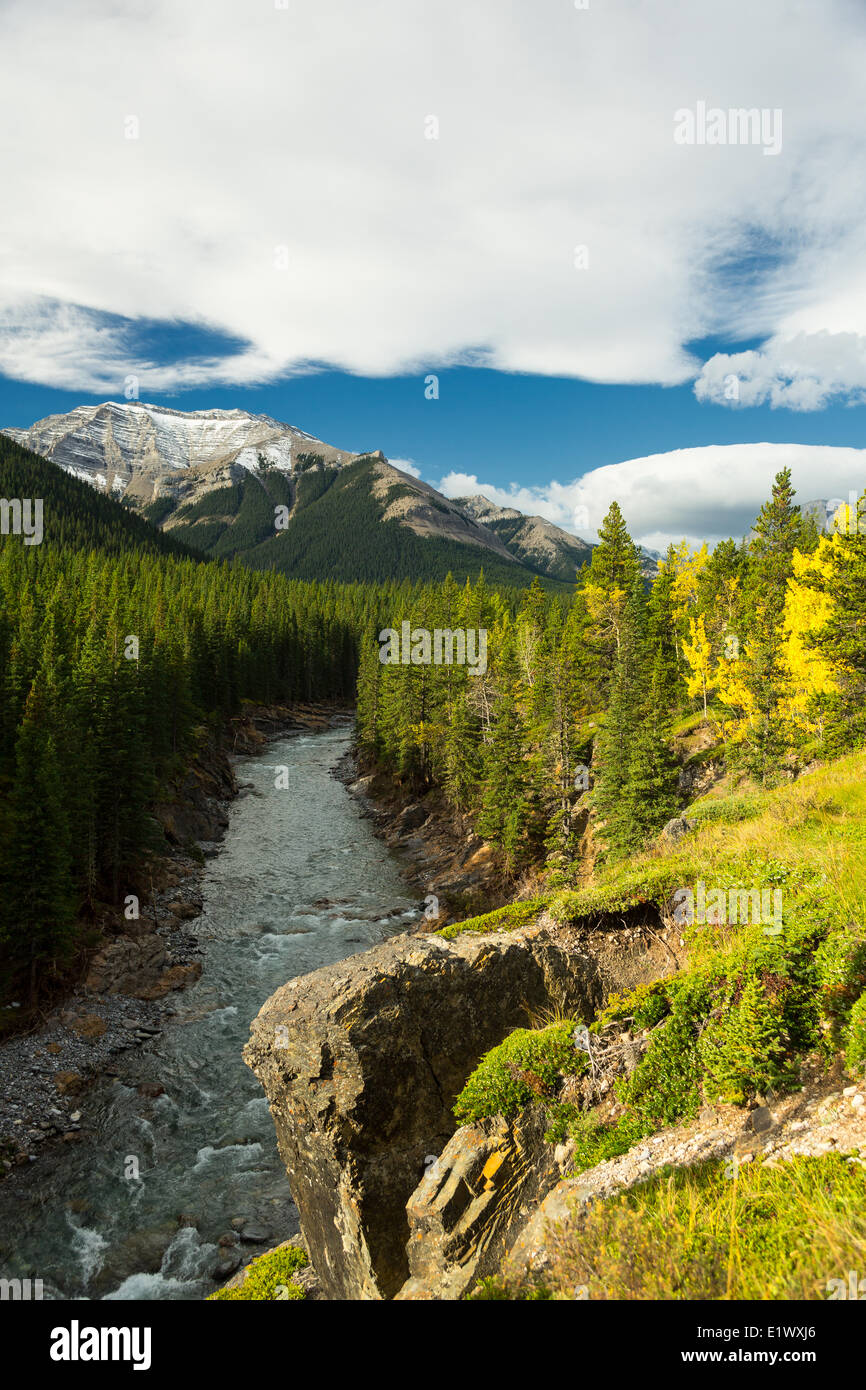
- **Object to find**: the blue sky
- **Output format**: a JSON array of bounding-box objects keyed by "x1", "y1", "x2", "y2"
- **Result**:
[{"x1": 4, "y1": 348, "x2": 866, "y2": 493}]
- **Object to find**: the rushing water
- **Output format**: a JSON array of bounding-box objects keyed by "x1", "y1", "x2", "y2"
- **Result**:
[{"x1": 0, "y1": 728, "x2": 420, "y2": 1300}]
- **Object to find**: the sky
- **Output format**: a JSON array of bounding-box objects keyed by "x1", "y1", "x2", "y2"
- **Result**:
[{"x1": 2, "y1": 0, "x2": 866, "y2": 549}]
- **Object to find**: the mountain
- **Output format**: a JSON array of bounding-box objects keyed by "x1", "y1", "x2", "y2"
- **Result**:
[
  {"x1": 802, "y1": 497, "x2": 862, "y2": 532},
  {"x1": 455, "y1": 495, "x2": 593, "y2": 581},
  {"x1": 2, "y1": 400, "x2": 356, "y2": 498},
  {"x1": 2, "y1": 402, "x2": 582, "y2": 587},
  {"x1": 0, "y1": 433, "x2": 198, "y2": 560}
]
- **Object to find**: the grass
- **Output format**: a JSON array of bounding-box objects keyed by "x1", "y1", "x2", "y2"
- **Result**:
[
  {"x1": 454, "y1": 749, "x2": 866, "y2": 1175},
  {"x1": 435, "y1": 897, "x2": 548, "y2": 940},
  {"x1": 473, "y1": 1153, "x2": 866, "y2": 1300}
]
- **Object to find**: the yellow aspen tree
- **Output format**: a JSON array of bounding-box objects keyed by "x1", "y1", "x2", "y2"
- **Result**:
[{"x1": 682, "y1": 613, "x2": 714, "y2": 718}]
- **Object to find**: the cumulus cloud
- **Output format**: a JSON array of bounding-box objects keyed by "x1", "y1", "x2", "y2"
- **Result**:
[
  {"x1": 694, "y1": 333, "x2": 866, "y2": 410},
  {"x1": 2, "y1": 0, "x2": 866, "y2": 393},
  {"x1": 439, "y1": 444, "x2": 866, "y2": 551}
]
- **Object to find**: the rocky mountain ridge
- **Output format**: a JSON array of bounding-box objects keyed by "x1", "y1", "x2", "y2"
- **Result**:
[{"x1": 2, "y1": 401, "x2": 590, "y2": 584}]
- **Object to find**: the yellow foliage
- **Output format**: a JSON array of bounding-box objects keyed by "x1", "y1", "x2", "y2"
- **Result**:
[{"x1": 779, "y1": 540, "x2": 843, "y2": 734}]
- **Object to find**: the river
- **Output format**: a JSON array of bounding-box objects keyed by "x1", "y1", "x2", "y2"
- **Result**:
[{"x1": 0, "y1": 727, "x2": 420, "y2": 1300}]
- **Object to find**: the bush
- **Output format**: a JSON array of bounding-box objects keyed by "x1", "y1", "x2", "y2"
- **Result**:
[
  {"x1": 546, "y1": 1106, "x2": 653, "y2": 1173},
  {"x1": 598, "y1": 979, "x2": 670, "y2": 1030},
  {"x1": 453, "y1": 1023, "x2": 585, "y2": 1123},
  {"x1": 698, "y1": 976, "x2": 797, "y2": 1105},
  {"x1": 845, "y1": 993, "x2": 866, "y2": 1075},
  {"x1": 816, "y1": 926, "x2": 866, "y2": 1043},
  {"x1": 207, "y1": 1245, "x2": 308, "y2": 1301}
]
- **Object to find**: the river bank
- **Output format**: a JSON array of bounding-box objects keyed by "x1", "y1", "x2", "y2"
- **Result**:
[
  {"x1": 0, "y1": 702, "x2": 354, "y2": 1184},
  {"x1": 333, "y1": 747, "x2": 516, "y2": 926},
  {"x1": 0, "y1": 720, "x2": 423, "y2": 1299}
]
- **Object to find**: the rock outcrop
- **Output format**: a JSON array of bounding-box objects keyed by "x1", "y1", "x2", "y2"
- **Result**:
[
  {"x1": 244, "y1": 923, "x2": 599, "y2": 1299},
  {"x1": 244, "y1": 915, "x2": 676, "y2": 1300},
  {"x1": 397, "y1": 1104, "x2": 560, "y2": 1300}
]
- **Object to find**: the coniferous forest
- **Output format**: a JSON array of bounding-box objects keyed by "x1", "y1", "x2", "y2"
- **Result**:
[
  {"x1": 357, "y1": 469, "x2": 862, "y2": 873},
  {"x1": 3, "y1": 433, "x2": 865, "y2": 1013}
]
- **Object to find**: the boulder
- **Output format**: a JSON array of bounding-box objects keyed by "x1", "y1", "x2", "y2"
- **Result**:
[
  {"x1": 84, "y1": 934, "x2": 167, "y2": 995},
  {"x1": 244, "y1": 925, "x2": 600, "y2": 1300},
  {"x1": 660, "y1": 816, "x2": 696, "y2": 844}
]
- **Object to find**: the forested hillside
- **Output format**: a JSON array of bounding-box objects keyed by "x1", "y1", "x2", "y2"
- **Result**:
[
  {"x1": 164, "y1": 455, "x2": 570, "y2": 588},
  {"x1": 357, "y1": 470, "x2": 859, "y2": 873},
  {"x1": 0, "y1": 435, "x2": 200, "y2": 560}
]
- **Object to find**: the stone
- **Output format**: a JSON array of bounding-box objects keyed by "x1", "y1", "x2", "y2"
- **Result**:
[
  {"x1": 659, "y1": 816, "x2": 696, "y2": 844},
  {"x1": 749, "y1": 1105, "x2": 774, "y2": 1133},
  {"x1": 54, "y1": 1071, "x2": 84, "y2": 1096},
  {"x1": 69, "y1": 1014, "x2": 107, "y2": 1040},
  {"x1": 239, "y1": 1224, "x2": 270, "y2": 1244},
  {"x1": 244, "y1": 924, "x2": 618, "y2": 1300},
  {"x1": 84, "y1": 936, "x2": 167, "y2": 996},
  {"x1": 213, "y1": 1252, "x2": 242, "y2": 1280}
]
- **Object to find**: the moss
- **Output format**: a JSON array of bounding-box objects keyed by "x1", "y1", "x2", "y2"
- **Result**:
[
  {"x1": 207, "y1": 1244, "x2": 308, "y2": 1301},
  {"x1": 435, "y1": 897, "x2": 548, "y2": 940},
  {"x1": 453, "y1": 1022, "x2": 585, "y2": 1123}
]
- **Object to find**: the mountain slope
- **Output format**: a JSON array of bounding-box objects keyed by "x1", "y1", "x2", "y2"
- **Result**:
[
  {"x1": 3, "y1": 402, "x2": 580, "y2": 587},
  {"x1": 456, "y1": 495, "x2": 593, "y2": 581},
  {"x1": 0, "y1": 434, "x2": 198, "y2": 560}
]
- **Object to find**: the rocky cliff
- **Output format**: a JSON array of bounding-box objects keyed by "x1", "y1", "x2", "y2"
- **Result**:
[{"x1": 244, "y1": 909, "x2": 675, "y2": 1299}]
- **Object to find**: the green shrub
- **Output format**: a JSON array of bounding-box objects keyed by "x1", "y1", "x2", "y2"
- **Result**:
[
  {"x1": 844, "y1": 993, "x2": 866, "y2": 1074},
  {"x1": 453, "y1": 1023, "x2": 584, "y2": 1123},
  {"x1": 698, "y1": 976, "x2": 797, "y2": 1105},
  {"x1": 598, "y1": 979, "x2": 670, "y2": 1030},
  {"x1": 546, "y1": 1106, "x2": 653, "y2": 1173},
  {"x1": 619, "y1": 1011, "x2": 704, "y2": 1126},
  {"x1": 816, "y1": 926, "x2": 866, "y2": 1043},
  {"x1": 207, "y1": 1245, "x2": 308, "y2": 1301}
]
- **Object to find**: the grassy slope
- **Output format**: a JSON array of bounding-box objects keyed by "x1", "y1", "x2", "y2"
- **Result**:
[{"x1": 442, "y1": 749, "x2": 866, "y2": 1299}]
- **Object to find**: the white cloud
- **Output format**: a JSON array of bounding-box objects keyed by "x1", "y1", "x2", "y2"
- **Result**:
[
  {"x1": 439, "y1": 443, "x2": 866, "y2": 550},
  {"x1": 389, "y1": 458, "x2": 422, "y2": 478},
  {"x1": 1, "y1": 0, "x2": 866, "y2": 393},
  {"x1": 694, "y1": 332, "x2": 866, "y2": 410}
]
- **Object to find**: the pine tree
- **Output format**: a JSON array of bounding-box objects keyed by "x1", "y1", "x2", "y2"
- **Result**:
[
  {"x1": 621, "y1": 655, "x2": 681, "y2": 848},
  {"x1": 1, "y1": 682, "x2": 76, "y2": 998}
]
